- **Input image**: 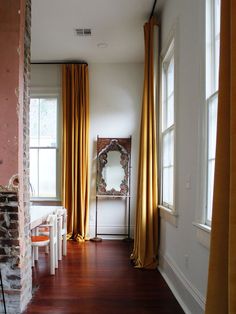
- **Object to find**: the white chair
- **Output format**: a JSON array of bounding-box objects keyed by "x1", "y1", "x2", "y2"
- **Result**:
[
  {"x1": 31, "y1": 214, "x2": 58, "y2": 275},
  {"x1": 57, "y1": 208, "x2": 67, "y2": 260},
  {"x1": 38, "y1": 208, "x2": 67, "y2": 261}
]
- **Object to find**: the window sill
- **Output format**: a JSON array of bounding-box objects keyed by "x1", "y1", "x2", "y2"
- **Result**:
[
  {"x1": 30, "y1": 198, "x2": 62, "y2": 206},
  {"x1": 159, "y1": 205, "x2": 178, "y2": 227},
  {"x1": 193, "y1": 222, "x2": 211, "y2": 249},
  {"x1": 31, "y1": 198, "x2": 61, "y2": 201}
]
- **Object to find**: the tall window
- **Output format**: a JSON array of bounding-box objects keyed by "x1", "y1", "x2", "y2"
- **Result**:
[
  {"x1": 205, "y1": 0, "x2": 221, "y2": 224},
  {"x1": 161, "y1": 40, "x2": 175, "y2": 210},
  {"x1": 30, "y1": 97, "x2": 60, "y2": 199}
]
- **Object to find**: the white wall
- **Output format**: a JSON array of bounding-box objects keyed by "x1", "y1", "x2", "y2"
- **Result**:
[
  {"x1": 89, "y1": 63, "x2": 143, "y2": 238},
  {"x1": 30, "y1": 64, "x2": 61, "y2": 89},
  {"x1": 30, "y1": 63, "x2": 144, "y2": 239},
  {"x1": 157, "y1": 1, "x2": 209, "y2": 313}
]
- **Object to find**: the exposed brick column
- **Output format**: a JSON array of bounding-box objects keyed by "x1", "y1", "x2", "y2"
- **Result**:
[
  {"x1": 20, "y1": 0, "x2": 32, "y2": 311},
  {"x1": 0, "y1": 192, "x2": 21, "y2": 312},
  {"x1": 0, "y1": 0, "x2": 32, "y2": 313}
]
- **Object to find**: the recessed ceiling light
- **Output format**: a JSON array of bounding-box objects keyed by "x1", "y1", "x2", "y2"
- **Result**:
[{"x1": 97, "y1": 42, "x2": 108, "y2": 48}]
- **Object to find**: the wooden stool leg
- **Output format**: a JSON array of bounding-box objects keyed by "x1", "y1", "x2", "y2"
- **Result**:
[{"x1": 63, "y1": 234, "x2": 67, "y2": 256}]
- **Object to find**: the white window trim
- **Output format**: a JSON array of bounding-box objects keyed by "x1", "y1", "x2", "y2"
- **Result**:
[
  {"x1": 205, "y1": 90, "x2": 218, "y2": 226},
  {"x1": 194, "y1": 0, "x2": 220, "y2": 247},
  {"x1": 30, "y1": 87, "x2": 62, "y2": 201},
  {"x1": 193, "y1": 0, "x2": 210, "y2": 246},
  {"x1": 205, "y1": 0, "x2": 220, "y2": 227},
  {"x1": 159, "y1": 21, "x2": 179, "y2": 227},
  {"x1": 192, "y1": 222, "x2": 211, "y2": 249},
  {"x1": 159, "y1": 205, "x2": 178, "y2": 227}
]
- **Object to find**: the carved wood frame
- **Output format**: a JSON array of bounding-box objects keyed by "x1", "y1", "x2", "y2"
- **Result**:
[{"x1": 96, "y1": 137, "x2": 131, "y2": 196}]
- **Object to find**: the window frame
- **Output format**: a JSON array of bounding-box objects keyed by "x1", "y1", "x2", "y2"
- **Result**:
[
  {"x1": 159, "y1": 39, "x2": 176, "y2": 213},
  {"x1": 205, "y1": 0, "x2": 220, "y2": 226},
  {"x1": 29, "y1": 89, "x2": 62, "y2": 201},
  {"x1": 205, "y1": 91, "x2": 218, "y2": 226}
]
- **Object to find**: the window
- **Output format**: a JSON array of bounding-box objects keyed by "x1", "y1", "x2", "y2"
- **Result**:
[
  {"x1": 160, "y1": 40, "x2": 175, "y2": 210},
  {"x1": 30, "y1": 97, "x2": 60, "y2": 199},
  {"x1": 205, "y1": 0, "x2": 221, "y2": 224}
]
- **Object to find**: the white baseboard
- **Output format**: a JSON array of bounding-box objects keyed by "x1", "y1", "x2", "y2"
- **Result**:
[
  {"x1": 89, "y1": 224, "x2": 134, "y2": 240},
  {"x1": 158, "y1": 252, "x2": 205, "y2": 314}
]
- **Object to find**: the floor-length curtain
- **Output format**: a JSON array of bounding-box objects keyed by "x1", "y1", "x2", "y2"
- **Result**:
[
  {"x1": 131, "y1": 17, "x2": 159, "y2": 269},
  {"x1": 62, "y1": 64, "x2": 90, "y2": 242},
  {"x1": 205, "y1": 0, "x2": 236, "y2": 312}
]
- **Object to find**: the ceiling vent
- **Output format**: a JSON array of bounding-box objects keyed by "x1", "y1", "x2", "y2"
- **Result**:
[{"x1": 75, "y1": 28, "x2": 91, "y2": 36}]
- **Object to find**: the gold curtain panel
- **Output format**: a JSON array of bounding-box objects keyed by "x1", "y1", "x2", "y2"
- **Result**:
[
  {"x1": 131, "y1": 17, "x2": 159, "y2": 269},
  {"x1": 62, "y1": 64, "x2": 90, "y2": 242},
  {"x1": 206, "y1": 0, "x2": 236, "y2": 312}
]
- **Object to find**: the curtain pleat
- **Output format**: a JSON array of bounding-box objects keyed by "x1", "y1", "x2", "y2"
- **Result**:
[
  {"x1": 205, "y1": 0, "x2": 236, "y2": 312},
  {"x1": 131, "y1": 17, "x2": 159, "y2": 269},
  {"x1": 62, "y1": 64, "x2": 90, "y2": 242}
]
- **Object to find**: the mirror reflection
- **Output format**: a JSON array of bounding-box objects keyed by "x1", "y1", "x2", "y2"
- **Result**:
[{"x1": 102, "y1": 151, "x2": 124, "y2": 191}]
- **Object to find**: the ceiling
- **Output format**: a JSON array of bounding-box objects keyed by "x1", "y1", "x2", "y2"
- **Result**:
[{"x1": 31, "y1": 0, "x2": 155, "y2": 63}]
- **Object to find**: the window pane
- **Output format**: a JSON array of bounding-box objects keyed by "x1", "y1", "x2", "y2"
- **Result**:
[
  {"x1": 30, "y1": 148, "x2": 57, "y2": 198},
  {"x1": 215, "y1": 0, "x2": 221, "y2": 36},
  {"x1": 30, "y1": 99, "x2": 39, "y2": 147},
  {"x1": 167, "y1": 94, "x2": 174, "y2": 128},
  {"x1": 30, "y1": 149, "x2": 38, "y2": 197},
  {"x1": 162, "y1": 55, "x2": 174, "y2": 131},
  {"x1": 206, "y1": 0, "x2": 221, "y2": 97},
  {"x1": 167, "y1": 57, "x2": 174, "y2": 96},
  {"x1": 163, "y1": 130, "x2": 174, "y2": 167},
  {"x1": 163, "y1": 166, "x2": 174, "y2": 207},
  {"x1": 208, "y1": 95, "x2": 218, "y2": 160},
  {"x1": 207, "y1": 159, "x2": 215, "y2": 221},
  {"x1": 215, "y1": 37, "x2": 220, "y2": 90},
  {"x1": 206, "y1": 0, "x2": 212, "y2": 98},
  {"x1": 163, "y1": 133, "x2": 170, "y2": 167},
  {"x1": 163, "y1": 129, "x2": 174, "y2": 207},
  {"x1": 162, "y1": 69, "x2": 167, "y2": 131},
  {"x1": 162, "y1": 100, "x2": 167, "y2": 132},
  {"x1": 39, "y1": 98, "x2": 57, "y2": 147},
  {"x1": 161, "y1": 42, "x2": 175, "y2": 209},
  {"x1": 38, "y1": 149, "x2": 57, "y2": 198}
]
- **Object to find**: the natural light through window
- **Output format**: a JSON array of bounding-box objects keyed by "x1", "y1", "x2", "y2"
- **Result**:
[
  {"x1": 161, "y1": 41, "x2": 175, "y2": 210},
  {"x1": 205, "y1": 0, "x2": 220, "y2": 224},
  {"x1": 30, "y1": 97, "x2": 59, "y2": 199}
]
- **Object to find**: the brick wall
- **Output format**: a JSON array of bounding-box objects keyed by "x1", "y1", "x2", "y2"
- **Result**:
[
  {"x1": 0, "y1": 191, "x2": 21, "y2": 313},
  {"x1": 0, "y1": 0, "x2": 32, "y2": 313}
]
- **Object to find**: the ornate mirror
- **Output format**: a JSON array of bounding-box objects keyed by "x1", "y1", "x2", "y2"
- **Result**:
[{"x1": 96, "y1": 137, "x2": 131, "y2": 196}]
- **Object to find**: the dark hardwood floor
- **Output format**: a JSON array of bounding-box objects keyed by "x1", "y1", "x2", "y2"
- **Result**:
[{"x1": 24, "y1": 241, "x2": 184, "y2": 314}]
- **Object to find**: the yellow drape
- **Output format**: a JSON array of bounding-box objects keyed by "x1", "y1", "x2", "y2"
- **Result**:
[
  {"x1": 62, "y1": 64, "x2": 90, "y2": 242},
  {"x1": 131, "y1": 17, "x2": 159, "y2": 269},
  {"x1": 205, "y1": 0, "x2": 236, "y2": 312}
]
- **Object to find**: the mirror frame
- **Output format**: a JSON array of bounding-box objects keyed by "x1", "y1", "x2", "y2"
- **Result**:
[{"x1": 96, "y1": 137, "x2": 131, "y2": 196}]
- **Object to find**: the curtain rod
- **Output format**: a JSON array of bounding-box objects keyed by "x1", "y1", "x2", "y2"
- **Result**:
[
  {"x1": 31, "y1": 61, "x2": 88, "y2": 65},
  {"x1": 149, "y1": 0, "x2": 157, "y2": 20}
]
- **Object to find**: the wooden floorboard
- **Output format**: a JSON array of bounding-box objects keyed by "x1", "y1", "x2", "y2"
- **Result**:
[{"x1": 24, "y1": 241, "x2": 184, "y2": 314}]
